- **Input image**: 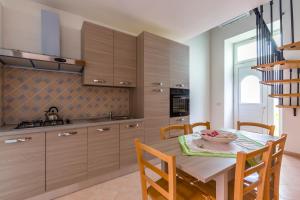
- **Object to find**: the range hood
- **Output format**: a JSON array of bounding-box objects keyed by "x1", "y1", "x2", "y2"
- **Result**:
[{"x1": 0, "y1": 48, "x2": 85, "y2": 73}]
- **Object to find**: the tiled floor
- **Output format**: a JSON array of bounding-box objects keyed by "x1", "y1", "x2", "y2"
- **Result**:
[{"x1": 56, "y1": 155, "x2": 300, "y2": 200}]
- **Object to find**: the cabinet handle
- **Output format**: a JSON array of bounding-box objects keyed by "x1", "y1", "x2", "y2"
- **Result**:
[
  {"x1": 93, "y1": 79, "x2": 106, "y2": 84},
  {"x1": 96, "y1": 127, "x2": 110, "y2": 132},
  {"x1": 126, "y1": 124, "x2": 139, "y2": 128},
  {"x1": 176, "y1": 84, "x2": 185, "y2": 88},
  {"x1": 119, "y1": 81, "x2": 131, "y2": 85},
  {"x1": 153, "y1": 88, "x2": 164, "y2": 93},
  {"x1": 153, "y1": 82, "x2": 163, "y2": 86},
  {"x1": 4, "y1": 137, "x2": 32, "y2": 144},
  {"x1": 176, "y1": 118, "x2": 185, "y2": 122},
  {"x1": 58, "y1": 131, "x2": 77, "y2": 137}
]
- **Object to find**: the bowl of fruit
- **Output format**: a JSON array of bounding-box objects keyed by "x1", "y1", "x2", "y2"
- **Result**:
[{"x1": 200, "y1": 130, "x2": 237, "y2": 144}]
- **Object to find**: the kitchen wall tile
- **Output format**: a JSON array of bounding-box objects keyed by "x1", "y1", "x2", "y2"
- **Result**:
[{"x1": 2, "y1": 67, "x2": 130, "y2": 124}]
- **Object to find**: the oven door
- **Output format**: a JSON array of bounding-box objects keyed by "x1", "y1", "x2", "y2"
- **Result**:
[{"x1": 170, "y1": 95, "x2": 190, "y2": 117}]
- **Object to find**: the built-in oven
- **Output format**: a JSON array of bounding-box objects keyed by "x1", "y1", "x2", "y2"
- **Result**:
[{"x1": 170, "y1": 88, "x2": 189, "y2": 117}]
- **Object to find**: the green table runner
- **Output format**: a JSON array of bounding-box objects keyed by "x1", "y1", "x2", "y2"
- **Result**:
[{"x1": 178, "y1": 132, "x2": 265, "y2": 158}]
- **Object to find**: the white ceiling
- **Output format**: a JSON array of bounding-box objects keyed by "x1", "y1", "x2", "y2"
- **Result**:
[{"x1": 32, "y1": 0, "x2": 269, "y2": 41}]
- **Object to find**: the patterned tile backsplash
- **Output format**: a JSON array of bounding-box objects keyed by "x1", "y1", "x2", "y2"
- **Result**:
[{"x1": 2, "y1": 67, "x2": 130, "y2": 124}]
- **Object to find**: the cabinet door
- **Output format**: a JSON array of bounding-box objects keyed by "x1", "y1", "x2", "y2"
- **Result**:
[
  {"x1": 82, "y1": 22, "x2": 114, "y2": 86},
  {"x1": 114, "y1": 31, "x2": 137, "y2": 87},
  {"x1": 0, "y1": 133, "x2": 45, "y2": 200},
  {"x1": 169, "y1": 116, "x2": 190, "y2": 138},
  {"x1": 144, "y1": 86, "x2": 169, "y2": 118},
  {"x1": 120, "y1": 121, "x2": 144, "y2": 167},
  {"x1": 88, "y1": 124, "x2": 119, "y2": 177},
  {"x1": 145, "y1": 117, "x2": 170, "y2": 145},
  {"x1": 170, "y1": 42, "x2": 189, "y2": 89},
  {"x1": 46, "y1": 128, "x2": 87, "y2": 191},
  {"x1": 143, "y1": 32, "x2": 170, "y2": 87}
]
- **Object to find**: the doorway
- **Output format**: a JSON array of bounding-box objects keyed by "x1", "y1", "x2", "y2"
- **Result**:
[{"x1": 233, "y1": 38, "x2": 273, "y2": 134}]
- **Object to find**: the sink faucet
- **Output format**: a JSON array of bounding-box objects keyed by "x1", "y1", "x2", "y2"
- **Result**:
[{"x1": 108, "y1": 111, "x2": 113, "y2": 120}]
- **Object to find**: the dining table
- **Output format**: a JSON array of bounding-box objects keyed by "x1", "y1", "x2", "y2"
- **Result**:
[{"x1": 150, "y1": 129, "x2": 278, "y2": 200}]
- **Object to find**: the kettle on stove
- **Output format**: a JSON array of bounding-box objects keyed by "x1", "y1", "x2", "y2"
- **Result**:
[{"x1": 45, "y1": 106, "x2": 60, "y2": 121}]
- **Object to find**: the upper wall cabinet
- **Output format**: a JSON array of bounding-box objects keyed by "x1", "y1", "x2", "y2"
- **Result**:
[
  {"x1": 82, "y1": 22, "x2": 114, "y2": 86},
  {"x1": 169, "y1": 41, "x2": 189, "y2": 89},
  {"x1": 114, "y1": 31, "x2": 137, "y2": 87},
  {"x1": 143, "y1": 32, "x2": 170, "y2": 88},
  {"x1": 82, "y1": 22, "x2": 137, "y2": 87}
]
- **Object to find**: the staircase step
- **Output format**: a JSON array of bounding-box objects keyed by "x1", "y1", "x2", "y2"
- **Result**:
[
  {"x1": 260, "y1": 79, "x2": 300, "y2": 85},
  {"x1": 276, "y1": 105, "x2": 300, "y2": 108},
  {"x1": 269, "y1": 93, "x2": 300, "y2": 98},
  {"x1": 252, "y1": 60, "x2": 300, "y2": 71},
  {"x1": 278, "y1": 41, "x2": 300, "y2": 51}
]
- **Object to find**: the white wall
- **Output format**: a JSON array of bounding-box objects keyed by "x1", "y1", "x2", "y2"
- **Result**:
[
  {"x1": 186, "y1": 32, "x2": 211, "y2": 124},
  {"x1": 210, "y1": 15, "x2": 257, "y2": 129}
]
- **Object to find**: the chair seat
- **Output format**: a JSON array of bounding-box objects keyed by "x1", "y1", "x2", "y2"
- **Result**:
[{"x1": 148, "y1": 178, "x2": 214, "y2": 200}]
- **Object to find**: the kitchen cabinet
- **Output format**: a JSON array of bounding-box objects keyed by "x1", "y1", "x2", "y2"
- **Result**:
[
  {"x1": 0, "y1": 132, "x2": 45, "y2": 200},
  {"x1": 46, "y1": 128, "x2": 87, "y2": 191},
  {"x1": 169, "y1": 116, "x2": 190, "y2": 138},
  {"x1": 144, "y1": 116, "x2": 170, "y2": 145},
  {"x1": 88, "y1": 124, "x2": 119, "y2": 177},
  {"x1": 114, "y1": 31, "x2": 137, "y2": 87},
  {"x1": 82, "y1": 22, "x2": 137, "y2": 87},
  {"x1": 144, "y1": 86, "x2": 169, "y2": 118},
  {"x1": 143, "y1": 32, "x2": 170, "y2": 87},
  {"x1": 170, "y1": 42, "x2": 189, "y2": 89},
  {"x1": 82, "y1": 22, "x2": 114, "y2": 86},
  {"x1": 120, "y1": 121, "x2": 144, "y2": 167}
]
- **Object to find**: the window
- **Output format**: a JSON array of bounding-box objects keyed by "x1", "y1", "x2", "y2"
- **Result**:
[
  {"x1": 236, "y1": 40, "x2": 257, "y2": 63},
  {"x1": 240, "y1": 75, "x2": 261, "y2": 104}
]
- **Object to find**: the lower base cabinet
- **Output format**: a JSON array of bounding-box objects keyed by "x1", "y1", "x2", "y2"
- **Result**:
[
  {"x1": 88, "y1": 124, "x2": 119, "y2": 177},
  {"x1": 169, "y1": 116, "x2": 190, "y2": 137},
  {"x1": 0, "y1": 132, "x2": 45, "y2": 200},
  {"x1": 46, "y1": 128, "x2": 88, "y2": 191},
  {"x1": 120, "y1": 121, "x2": 144, "y2": 168},
  {"x1": 145, "y1": 116, "x2": 170, "y2": 145}
]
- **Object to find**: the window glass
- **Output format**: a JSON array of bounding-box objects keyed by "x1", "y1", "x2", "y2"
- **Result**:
[
  {"x1": 240, "y1": 75, "x2": 261, "y2": 104},
  {"x1": 236, "y1": 41, "x2": 257, "y2": 63}
]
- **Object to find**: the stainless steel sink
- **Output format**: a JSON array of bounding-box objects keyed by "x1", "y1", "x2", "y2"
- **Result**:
[{"x1": 86, "y1": 116, "x2": 130, "y2": 123}]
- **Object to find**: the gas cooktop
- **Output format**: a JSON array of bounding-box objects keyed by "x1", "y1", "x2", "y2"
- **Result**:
[{"x1": 15, "y1": 119, "x2": 70, "y2": 129}]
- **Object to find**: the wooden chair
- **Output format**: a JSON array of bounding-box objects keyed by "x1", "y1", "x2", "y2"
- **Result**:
[
  {"x1": 160, "y1": 125, "x2": 189, "y2": 140},
  {"x1": 237, "y1": 121, "x2": 275, "y2": 136},
  {"x1": 189, "y1": 143, "x2": 273, "y2": 200},
  {"x1": 188, "y1": 121, "x2": 211, "y2": 134},
  {"x1": 134, "y1": 139, "x2": 212, "y2": 200},
  {"x1": 232, "y1": 142, "x2": 273, "y2": 200}
]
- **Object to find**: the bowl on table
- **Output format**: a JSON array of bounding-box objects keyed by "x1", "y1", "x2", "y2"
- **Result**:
[{"x1": 200, "y1": 130, "x2": 237, "y2": 144}]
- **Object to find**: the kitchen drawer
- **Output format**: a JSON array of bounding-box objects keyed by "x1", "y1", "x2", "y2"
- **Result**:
[
  {"x1": 88, "y1": 124, "x2": 119, "y2": 177},
  {"x1": 169, "y1": 116, "x2": 190, "y2": 138},
  {"x1": 120, "y1": 121, "x2": 144, "y2": 167},
  {"x1": 46, "y1": 128, "x2": 87, "y2": 191},
  {"x1": 144, "y1": 86, "x2": 169, "y2": 118},
  {"x1": 145, "y1": 117, "x2": 170, "y2": 145},
  {"x1": 0, "y1": 132, "x2": 45, "y2": 200}
]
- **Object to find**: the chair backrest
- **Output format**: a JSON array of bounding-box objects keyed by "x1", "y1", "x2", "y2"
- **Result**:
[
  {"x1": 265, "y1": 134, "x2": 287, "y2": 200},
  {"x1": 237, "y1": 121, "x2": 275, "y2": 136},
  {"x1": 234, "y1": 143, "x2": 273, "y2": 200},
  {"x1": 188, "y1": 121, "x2": 211, "y2": 134},
  {"x1": 135, "y1": 139, "x2": 176, "y2": 200},
  {"x1": 160, "y1": 125, "x2": 189, "y2": 140}
]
